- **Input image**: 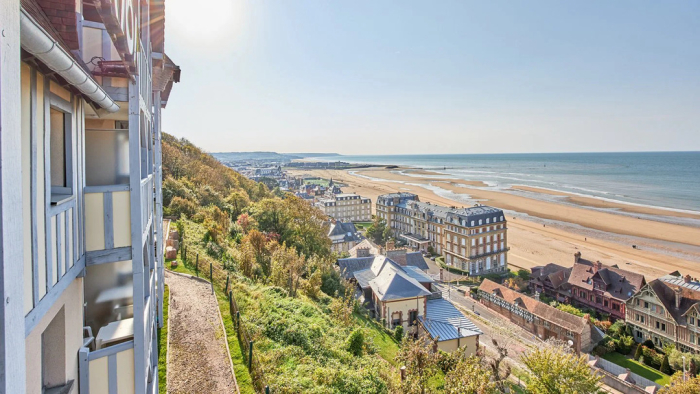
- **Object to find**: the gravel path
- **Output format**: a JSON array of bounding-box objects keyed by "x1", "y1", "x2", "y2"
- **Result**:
[{"x1": 166, "y1": 271, "x2": 238, "y2": 393}]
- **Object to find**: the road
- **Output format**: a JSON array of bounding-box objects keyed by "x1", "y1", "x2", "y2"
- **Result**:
[{"x1": 422, "y1": 256, "x2": 624, "y2": 394}]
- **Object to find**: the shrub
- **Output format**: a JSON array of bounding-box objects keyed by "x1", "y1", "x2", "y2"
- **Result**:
[
  {"x1": 661, "y1": 355, "x2": 672, "y2": 375},
  {"x1": 634, "y1": 344, "x2": 644, "y2": 361},
  {"x1": 346, "y1": 329, "x2": 365, "y2": 357},
  {"x1": 617, "y1": 335, "x2": 634, "y2": 355},
  {"x1": 596, "y1": 320, "x2": 612, "y2": 332},
  {"x1": 607, "y1": 321, "x2": 626, "y2": 338},
  {"x1": 394, "y1": 325, "x2": 404, "y2": 342},
  {"x1": 642, "y1": 339, "x2": 655, "y2": 351}
]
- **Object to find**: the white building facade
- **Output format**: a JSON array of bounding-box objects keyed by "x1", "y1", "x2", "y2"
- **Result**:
[{"x1": 0, "y1": 0, "x2": 180, "y2": 393}]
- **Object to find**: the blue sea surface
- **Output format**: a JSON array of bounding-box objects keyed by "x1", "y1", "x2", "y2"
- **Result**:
[{"x1": 308, "y1": 152, "x2": 700, "y2": 212}]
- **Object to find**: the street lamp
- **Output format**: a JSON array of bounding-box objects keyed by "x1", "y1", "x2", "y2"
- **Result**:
[{"x1": 683, "y1": 356, "x2": 687, "y2": 381}]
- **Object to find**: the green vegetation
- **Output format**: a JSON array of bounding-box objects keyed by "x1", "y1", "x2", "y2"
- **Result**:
[
  {"x1": 303, "y1": 178, "x2": 330, "y2": 186},
  {"x1": 166, "y1": 260, "x2": 255, "y2": 394},
  {"x1": 522, "y1": 340, "x2": 602, "y2": 394},
  {"x1": 602, "y1": 351, "x2": 671, "y2": 386},
  {"x1": 365, "y1": 216, "x2": 391, "y2": 245},
  {"x1": 157, "y1": 285, "x2": 169, "y2": 394}
]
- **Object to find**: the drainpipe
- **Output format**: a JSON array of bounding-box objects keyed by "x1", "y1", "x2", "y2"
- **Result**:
[{"x1": 19, "y1": 10, "x2": 120, "y2": 113}]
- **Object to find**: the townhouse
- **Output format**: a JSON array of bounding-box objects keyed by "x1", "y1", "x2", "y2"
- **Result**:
[
  {"x1": 627, "y1": 272, "x2": 700, "y2": 353},
  {"x1": 376, "y1": 193, "x2": 508, "y2": 276},
  {"x1": 529, "y1": 253, "x2": 645, "y2": 321},
  {"x1": 316, "y1": 193, "x2": 372, "y2": 222},
  {"x1": 0, "y1": 0, "x2": 180, "y2": 392},
  {"x1": 479, "y1": 280, "x2": 599, "y2": 354},
  {"x1": 327, "y1": 220, "x2": 362, "y2": 253}
]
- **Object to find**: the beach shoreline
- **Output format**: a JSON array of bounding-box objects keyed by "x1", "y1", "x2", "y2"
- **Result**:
[{"x1": 288, "y1": 165, "x2": 700, "y2": 280}]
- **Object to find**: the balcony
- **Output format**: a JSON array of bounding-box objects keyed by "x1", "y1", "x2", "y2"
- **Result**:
[
  {"x1": 79, "y1": 341, "x2": 135, "y2": 393},
  {"x1": 84, "y1": 185, "x2": 132, "y2": 256}
]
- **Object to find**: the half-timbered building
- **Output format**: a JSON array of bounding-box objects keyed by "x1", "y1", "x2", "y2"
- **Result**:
[{"x1": 0, "y1": 0, "x2": 180, "y2": 392}]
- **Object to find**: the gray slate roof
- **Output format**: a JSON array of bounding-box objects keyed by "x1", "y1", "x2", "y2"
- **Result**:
[
  {"x1": 328, "y1": 221, "x2": 362, "y2": 243},
  {"x1": 369, "y1": 266, "x2": 432, "y2": 301},
  {"x1": 338, "y1": 257, "x2": 374, "y2": 279},
  {"x1": 397, "y1": 201, "x2": 505, "y2": 227},
  {"x1": 419, "y1": 299, "x2": 482, "y2": 341}
]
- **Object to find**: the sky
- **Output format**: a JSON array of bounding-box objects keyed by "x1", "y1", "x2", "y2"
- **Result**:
[{"x1": 162, "y1": 0, "x2": 700, "y2": 155}]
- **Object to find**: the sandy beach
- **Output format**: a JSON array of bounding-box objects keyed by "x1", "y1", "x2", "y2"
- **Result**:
[{"x1": 289, "y1": 167, "x2": 700, "y2": 280}]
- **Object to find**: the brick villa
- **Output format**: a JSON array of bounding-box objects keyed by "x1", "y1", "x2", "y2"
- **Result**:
[{"x1": 530, "y1": 252, "x2": 645, "y2": 321}]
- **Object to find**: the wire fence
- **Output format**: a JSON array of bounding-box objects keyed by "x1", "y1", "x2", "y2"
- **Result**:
[{"x1": 179, "y1": 241, "x2": 271, "y2": 393}]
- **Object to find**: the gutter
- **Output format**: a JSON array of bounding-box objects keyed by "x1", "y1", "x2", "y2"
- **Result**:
[{"x1": 19, "y1": 10, "x2": 120, "y2": 113}]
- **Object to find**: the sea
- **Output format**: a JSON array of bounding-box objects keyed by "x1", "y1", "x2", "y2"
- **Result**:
[{"x1": 307, "y1": 152, "x2": 700, "y2": 214}]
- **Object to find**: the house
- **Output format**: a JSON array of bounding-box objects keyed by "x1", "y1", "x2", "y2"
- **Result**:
[
  {"x1": 377, "y1": 193, "x2": 508, "y2": 276},
  {"x1": 359, "y1": 256, "x2": 433, "y2": 329},
  {"x1": 529, "y1": 263, "x2": 571, "y2": 301},
  {"x1": 566, "y1": 253, "x2": 645, "y2": 321},
  {"x1": 528, "y1": 253, "x2": 646, "y2": 321},
  {"x1": 479, "y1": 280, "x2": 599, "y2": 354},
  {"x1": 626, "y1": 272, "x2": 700, "y2": 352},
  {"x1": 327, "y1": 220, "x2": 362, "y2": 253},
  {"x1": 338, "y1": 247, "x2": 429, "y2": 280},
  {"x1": 0, "y1": 0, "x2": 180, "y2": 392},
  {"x1": 419, "y1": 298, "x2": 482, "y2": 353}
]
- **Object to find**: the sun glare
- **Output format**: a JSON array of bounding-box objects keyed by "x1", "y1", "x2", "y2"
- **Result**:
[{"x1": 167, "y1": 0, "x2": 241, "y2": 45}]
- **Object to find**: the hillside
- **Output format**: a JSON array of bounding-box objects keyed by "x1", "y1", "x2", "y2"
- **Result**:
[{"x1": 161, "y1": 134, "x2": 399, "y2": 393}]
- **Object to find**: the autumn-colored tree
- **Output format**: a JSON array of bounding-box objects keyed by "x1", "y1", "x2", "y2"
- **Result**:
[
  {"x1": 236, "y1": 213, "x2": 256, "y2": 234},
  {"x1": 243, "y1": 229, "x2": 272, "y2": 277},
  {"x1": 659, "y1": 372, "x2": 700, "y2": 393},
  {"x1": 521, "y1": 339, "x2": 601, "y2": 394},
  {"x1": 270, "y1": 243, "x2": 306, "y2": 297},
  {"x1": 504, "y1": 277, "x2": 527, "y2": 291},
  {"x1": 395, "y1": 335, "x2": 440, "y2": 394},
  {"x1": 444, "y1": 353, "x2": 498, "y2": 394}
]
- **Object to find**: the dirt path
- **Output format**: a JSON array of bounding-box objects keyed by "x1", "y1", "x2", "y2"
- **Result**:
[{"x1": 166, "y1": 271, "x2": 238, "y2": 393}]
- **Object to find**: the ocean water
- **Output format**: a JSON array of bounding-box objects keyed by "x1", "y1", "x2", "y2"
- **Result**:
[{"x1": 308, "y1": 152, "x2": 700, "y2": 213}]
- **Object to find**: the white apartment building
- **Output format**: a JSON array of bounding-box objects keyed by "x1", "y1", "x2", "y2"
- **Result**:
[
  {"x1": 316, "y1": 193, "x2": 372, "y2": 222},
  {"x1": 0, "y1": 0, "x2": 180, "y2": 393}
]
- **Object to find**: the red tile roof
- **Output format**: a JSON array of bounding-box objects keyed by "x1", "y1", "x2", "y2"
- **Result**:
[{"x1": 480, "y1": 279, "x2": 588, "y2": 334}]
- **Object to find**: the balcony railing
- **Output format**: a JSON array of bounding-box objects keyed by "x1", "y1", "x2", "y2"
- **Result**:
[
  {"x1": 79, "y1": 341, "x2": 135, "y2": 394},
  {"x1": 84, "y1": 185, "x2": 132, "y2": 254}
]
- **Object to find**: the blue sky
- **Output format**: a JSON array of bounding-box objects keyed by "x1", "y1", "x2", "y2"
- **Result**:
[{"x1": 162, "y1": 0, "x2": 699, "y2": 154}]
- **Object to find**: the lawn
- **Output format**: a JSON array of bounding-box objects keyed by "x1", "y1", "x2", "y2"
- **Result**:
[
  {"x1": 353, "y1": 221, "x2": 373, "y2": 230},
  {"x1": 602, "y1": 352, "x2": 671, "y2": 386},
  {"x1": 157, "y1": 284, "x2": 169, "y2": 394},
  {"x1": 353, "y1": 312, "x2": 399, "y2": 365},
  {"x1": 304, "y1": 178, "x2": 330, "y2": 186},
  {"x1": 165, "y1": 259, "x2": 255, "y2": 394}
]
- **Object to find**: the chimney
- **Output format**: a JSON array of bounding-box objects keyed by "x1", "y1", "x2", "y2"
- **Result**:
[
  {"x1": 386, "y1": 240, "x2": 395, "y2": 250},
  {"x1": 533, "y1": 291, "x2": 540, "y2": 301},
  {"x1": 675, "y1": 288, "x2": 682, "y2": 309},
  {"x1": 583, "y1": 314, "x2": 591, "y2": 324},
  {"x1": 357, "y1": 247, "x2": 370, "y2": 258},
  {"x1": 684, "y1": 274, "x2": 692, "y2": 284},
  {"x1": 574, "y1": 251, "x2": 581, "y2": 264},
  {"x1": 595, "y1": 261, "x2": 602, "y2": 273}
]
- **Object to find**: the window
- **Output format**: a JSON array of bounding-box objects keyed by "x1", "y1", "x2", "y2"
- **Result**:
[
  {"x1": 662, "y1": 323, "x2": 666, "y2": 332},
  {"x1": 692, "y1": 317, "x2": 696, "y2": 325},
  {"x1": 408, "y1": 310, "x2": 418, "y2": 326},
  {"x1": 49, "y1": 100, "x2": 73, "y2": 204},
  {"x1": 644, "y1": 301, "x2": 649, "y2": 309},
  {"x1": 479, "y1": 220, "x2": 482, "y2": 225}
]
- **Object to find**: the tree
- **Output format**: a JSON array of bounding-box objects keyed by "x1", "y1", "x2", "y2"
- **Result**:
[
  {"x1": 661, "y1": 355, "x2": 672, "y2": 375},
  {"x1": 395, "y1": 335, "x2": 440, "y2": 394},
  {"x1": 659, "y1": 372, "x2": 700, "y2": 393},
  {"x1": 487, "y1": 338, "x2": 511, "y2": 392},
  {"x1": 634, "y1": 344, "x2": 644, "y2": 362},
  {"x1": 521, "y1": 339, "x2": 602, "y2": 394},
  {"x1": 270, "y1": 243, "x2": 306, "y2": 297},
  {"x1": 444, "y1": 353, "x2": 498, "y2": 394},
  {"x1": 345, "y1": 329, "x2": 365, "y2": 357},
  {"x1": 394, "y1": 326, "x2": 404, "y2": 342},
  {"x1": 365, "y1": 217, "x2": 389, "y2": 245}
]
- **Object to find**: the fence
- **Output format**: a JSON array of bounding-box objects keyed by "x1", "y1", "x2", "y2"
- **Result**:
[{"x1": 179, "y1": 240, "x2": 271, "y2": 393}]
